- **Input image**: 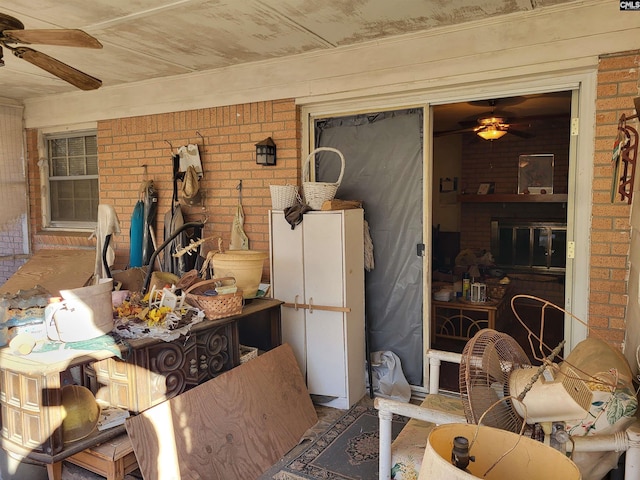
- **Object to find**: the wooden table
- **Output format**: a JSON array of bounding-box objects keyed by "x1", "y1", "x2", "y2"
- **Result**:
[
  {"x1": 0, "y1": 298, "x2": 282, "y2": 480},
  {"x1": 431, "y1": 296, "x2": 508, "y2": 342}
]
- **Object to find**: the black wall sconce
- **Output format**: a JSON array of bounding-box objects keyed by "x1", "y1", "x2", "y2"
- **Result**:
[{"x1": 255, "y1": 137, "x2": 276, "y2": 166}]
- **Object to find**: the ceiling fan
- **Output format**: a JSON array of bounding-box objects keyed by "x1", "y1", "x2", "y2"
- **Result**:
[
  {"x1": 435, "y1": 98, "x2": 536, "y2": 141},
  {"x1": 0, "y1": 12, "x2": 102, "y2": 90}
]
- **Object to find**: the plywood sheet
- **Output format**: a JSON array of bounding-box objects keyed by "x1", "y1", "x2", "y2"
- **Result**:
[
  {"x1": 1, "y1": 249, "x2": 95, "y2": 296},
  {"x1": 125, "y1": 343, "x2": 318, "y2": 480}
]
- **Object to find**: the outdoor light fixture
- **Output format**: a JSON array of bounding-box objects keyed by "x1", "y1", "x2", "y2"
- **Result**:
[
  {"x1": 255, "y1": 137, "x2": 276, "y2": 166},
  {"x1": 477, "y1": 125, "x2": 507, "y2": 141}
]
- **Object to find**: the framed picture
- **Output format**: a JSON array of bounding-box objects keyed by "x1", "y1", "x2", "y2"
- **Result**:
[
  {"x1": 439, "y1": 177, "x2": 458, "y2": 205},
  {"x1": 518, "y1": 154, "x2": 554, "y2": 194},
  {"x1": 477, "y1": 182, "x2": 494, "y2": 195}
]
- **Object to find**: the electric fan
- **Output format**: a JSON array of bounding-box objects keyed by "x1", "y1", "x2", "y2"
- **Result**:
[
  {"x1": 460, "y1": 329, "x2": 636, "y2": 430},
  {"x1": 458, "y1": 295, "x2": 639, "y2": 480}
]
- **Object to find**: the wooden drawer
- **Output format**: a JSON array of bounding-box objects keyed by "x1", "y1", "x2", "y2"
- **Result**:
[{"x1": 0, "y1": 368, "x2": 66, "y2": 456}]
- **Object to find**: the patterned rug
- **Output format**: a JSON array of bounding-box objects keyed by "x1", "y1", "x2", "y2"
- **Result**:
[{"x1": 268, "y1": 404, "x2": 407, "y2": 480}]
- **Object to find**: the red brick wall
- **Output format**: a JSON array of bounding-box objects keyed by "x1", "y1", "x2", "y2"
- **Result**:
[
  {"x1": 459, "y1": 120, "x2": 570, "y2": 251},
  {"x1": 26, "y1": 99, "x2": 300, "y2": 279},
  {"x1": 22, "y1": 51, "x2": 639, "y2": 349},
  {"x1": 590, "y1": 50, "x2": 640, "y2": 347}
]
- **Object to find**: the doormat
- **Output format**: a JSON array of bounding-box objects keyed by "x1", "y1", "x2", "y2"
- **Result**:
[{"x1": 269, "y1": 404, "x2": 407, "y2": 480}]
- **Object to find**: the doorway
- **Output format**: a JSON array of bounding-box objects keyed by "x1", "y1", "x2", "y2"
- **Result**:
[
  {"x1": 302, "y1": 78, "x2": 591, "y2": 393},
  {"x1": 313, "y1": 109, "x2": 425, "y2": 386},
  {"x1": 431, "y1": 91, "x2": 573, "y2": 391}
]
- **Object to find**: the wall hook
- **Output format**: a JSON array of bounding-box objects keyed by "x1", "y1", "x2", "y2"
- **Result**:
[
  {"x1": 165, "y1": 140, "x2": 174, "y2": 153},
  {"x1": 195, "y1": 131, "x2": 205, "y2": 146}
]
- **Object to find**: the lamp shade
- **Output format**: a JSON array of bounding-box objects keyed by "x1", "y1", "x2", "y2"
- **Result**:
[
  {"x1": 477, "y1": 126, "x2": 507, "y2": 140},
  {"x1": 255, "y1": 137, "x2": 276, "y2": 165}
]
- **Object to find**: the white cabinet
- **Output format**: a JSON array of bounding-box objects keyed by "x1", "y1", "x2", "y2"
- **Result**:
[{"x1": 269, "y1": 209, "x2": 365, "y2": 409}]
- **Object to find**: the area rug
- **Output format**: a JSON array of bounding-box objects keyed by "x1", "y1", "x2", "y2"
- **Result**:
[{"x1": 269, "y1": 403, "x2": 408, "y2": 480}]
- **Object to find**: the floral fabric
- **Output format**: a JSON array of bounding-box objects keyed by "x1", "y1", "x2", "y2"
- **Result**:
[{"x1": 390, "y1": 394, "x2": 465, "y2": 480}]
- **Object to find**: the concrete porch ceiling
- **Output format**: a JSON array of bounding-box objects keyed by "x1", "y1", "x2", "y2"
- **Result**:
[{"x1": 0, "y1": 0, "x2": 580, "y2": 104}]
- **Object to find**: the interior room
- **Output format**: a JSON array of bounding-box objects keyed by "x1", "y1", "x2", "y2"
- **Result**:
[
  {"x1": 0, "y1": 1, "x2": 639, "y2": 480},
  {"x1": 430, "y1": 92, "x2": 572, "y2": 388}
]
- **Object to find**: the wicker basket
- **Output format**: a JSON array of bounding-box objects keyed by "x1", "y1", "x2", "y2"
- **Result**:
[
  {"x1": 239, "y1": 344, "x2": 258, "y2": 364},
  {"x1": 270, "y1": 184, "x2": 298, "y2": 210},
  {"x1": 302, "y1": 147, "x2": 345, "y2": 210},
  {"x1": 486, "y1": 279, "x2": 509, "y2": 300},
  {"x1": 184, "y1": 277, "x2": 243, "y2": 320}
]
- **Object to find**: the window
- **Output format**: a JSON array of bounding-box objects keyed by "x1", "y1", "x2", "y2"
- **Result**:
[{"x1": 46, "y1": 132, "x2": 98, "y2": 228}]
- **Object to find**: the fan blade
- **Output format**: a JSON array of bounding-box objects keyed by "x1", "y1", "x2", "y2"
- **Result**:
[
  {"x1": 434, "y1": 126, "x2": 476, "y2": 137},
  {"x1": 13, "y1": 47, "x2": 101, "y2": 90},
  {"x1": 508, "y1": 129, "x2": 534, "y2": 139},
  {"x1": 3, "y1": 29, "x2": 102, "y2": 49}
]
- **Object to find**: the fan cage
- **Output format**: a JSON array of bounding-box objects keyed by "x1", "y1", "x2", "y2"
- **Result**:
[{"x1": 460, "y1": 328, "x2": 532, "y2": 433}]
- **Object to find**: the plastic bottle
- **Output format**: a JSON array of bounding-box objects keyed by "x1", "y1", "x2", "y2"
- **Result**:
[{"x1": 462, "y1": 273, "x2": 471, "y2": 301}]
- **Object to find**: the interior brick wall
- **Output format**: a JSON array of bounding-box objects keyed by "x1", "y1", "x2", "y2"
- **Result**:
[
  {"x1": 26, "y1": 99, "x2": 300, "y2": 278},
  {"x1": 459, "y1": 120, "x2": 570, "y2": 252}
]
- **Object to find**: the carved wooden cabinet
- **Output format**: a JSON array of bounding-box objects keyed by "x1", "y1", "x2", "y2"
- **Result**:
[
  {"x1": 0, "y1": 364, "x2": 67, "y2": 456},
  {"x1": 0, "y1": 298, "x2": 282, "y2": 465},
  {"x1": 85, "y1": 320, "x2": 235, "y2": 412}
]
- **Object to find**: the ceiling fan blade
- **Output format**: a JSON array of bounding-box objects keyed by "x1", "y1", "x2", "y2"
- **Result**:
[
  {"x1": 508, "y1": 129, "x2": 534, "y2": 139},
  {"x1": 468, "y1": 97, "x2": 526, "y2": 109},
  {"x1": 434, "y1": 126, "x2": 476, "y2": 137},
  {"x1": 3, "y1": 29, "x2": 102, "y2": 49},
  {"x1": 13, "y1": 47, "x2": 101, "y2": 90}
]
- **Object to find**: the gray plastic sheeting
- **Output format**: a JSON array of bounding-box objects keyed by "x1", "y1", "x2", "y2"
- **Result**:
[{"x1": 315, "y1": 109, "x2": 424, "y2": 385}]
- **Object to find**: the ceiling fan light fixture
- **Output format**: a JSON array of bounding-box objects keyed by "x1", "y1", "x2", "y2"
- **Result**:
[{"x1": 477, "y1": 126, "x2": 507, "y2": 141}]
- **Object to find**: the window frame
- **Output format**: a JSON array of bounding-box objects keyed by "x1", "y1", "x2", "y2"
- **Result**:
[{"x1": 40, "y1": 127, "x2": 99, "y2": 231}]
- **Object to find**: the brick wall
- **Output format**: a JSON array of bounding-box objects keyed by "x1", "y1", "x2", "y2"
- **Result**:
[
  {"x1": 0, "y1": 216, "x2": 27, "y2": 284},
  {"x1": 22, "y1": 51, "x2": 639, "y2": 349},
  {"x1": 590, "y1": 50, "x2": 640, "y2": 347},
  {"x1": 26, "y1": 99, "x2": 300, "y2": 279},
  {"x1": 459, "y1": 120, "x2": 570, "y2": 252}
]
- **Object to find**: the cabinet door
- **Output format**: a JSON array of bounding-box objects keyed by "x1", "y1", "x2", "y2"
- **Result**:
[
  {"x1": 305, "y1": 309, "x2": 346, "y2": 398},
  {"x1": 270, "y1": 212, "x2": 307, "y2": 374},
  {"x1": 302, "y1": 213, "x2": 345, "y2": 306},
  {"x1": 303, "y1": 213, "x2": 347, "y2": 398}
]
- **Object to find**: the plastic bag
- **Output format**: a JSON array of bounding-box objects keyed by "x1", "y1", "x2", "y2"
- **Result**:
[{"x1": 367, "y1": 350, "x2": 411, "y2": 402}]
